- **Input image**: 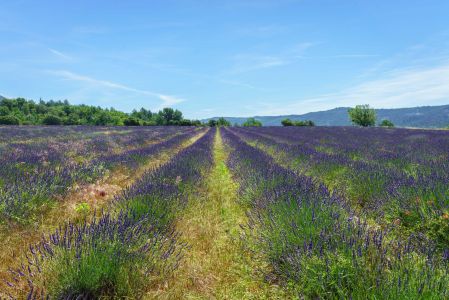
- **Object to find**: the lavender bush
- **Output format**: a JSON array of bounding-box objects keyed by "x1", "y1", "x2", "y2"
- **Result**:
[{"x1": 223, "y1": 128, "x2": 449, "y2": 299}]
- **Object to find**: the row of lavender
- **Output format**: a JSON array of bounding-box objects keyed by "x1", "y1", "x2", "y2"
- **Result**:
[
  {"x1": 0, "y1": 127, "x2": 198, "y2": 223},
  {"x1": 223, "y1": 128, "x2": 449, "y2": 298},
  {"x1": 231, "y1": 126, "x2": 449, "y2": 250},
  {"x1": 6, "y1": 128, "x2": 215, "y2": 299}
]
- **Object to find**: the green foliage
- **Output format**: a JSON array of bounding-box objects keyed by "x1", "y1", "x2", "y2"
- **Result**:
[
  {"x1": 0, "y1": 106, "x2": 10, "y2": 116},
  {"x1": 0, "y1": 97, "x2": 198, "y2": 126},
  {"x1": 217, "y1": 117, "x2": 231, "y2": 127},
  {"x1": 130, "y1": 107, "x2": 153, "y2": 121},
  {"x1": 42, "y1": 114, "x2": 62, "y2": 125},
  {"x1": 208, "y1": 117, "x2": 231, "y2": 127},
  {"x1": 348, "y1": 104, "x2": 376, "y2": 127},
  {"x1": 282, "y1": 118, "x2": 314, "y2": 127},
  {"x1": 281, "y1": 118, "x2": 294, "y2": 126},
  {"x1": 156, "y1": 107, "x2": 183, "y2": 125},
  {"x1": 39, "y1": 230, "x2": 158, "y2": 298},
  {"x1": 0, "y1": 115, "x2": 20, "y2": 125},
  {"x1": 179, "y1": 119, "x2": 202, "y2": 126},
  {"x1": 294, "y1": 120, "x2": 315, "y2": 126},
  {"x1": 242, "y1": 118, "x2": 262, "y2": 127},
  {"x1": 379, "y1": 119, "x2": 395, "y2": 127},
  {"x1": 426, "y1": 212, "x2": 449, "y2": 249},
  {"x1": 123, "y1": 117, "x2": 141, "y2": 126},
  {"x1": 75, "y1": 202, "x2": 91, "y2": 218}
]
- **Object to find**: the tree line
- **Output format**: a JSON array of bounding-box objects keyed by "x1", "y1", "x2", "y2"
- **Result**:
[
  {"x1": 0, "y1": 97, "x2": 202, "y2": 126},
  {"x1": 207, "y1": 117, "x2": 262, "y2": 127},
  {"x1": 0, "y1": 97, "x2": 395, "y2": 128}
]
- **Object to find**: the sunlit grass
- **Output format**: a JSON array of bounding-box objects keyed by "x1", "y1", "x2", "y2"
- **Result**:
[{"x1": 150, "y1": 129, "x2": 289, "y2": 299}]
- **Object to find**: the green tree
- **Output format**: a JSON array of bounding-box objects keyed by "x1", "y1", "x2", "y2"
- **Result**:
[
  {"x1": 379, "y1": 119, "x2": 394, "y2": 127},
  {"x1": 295, "y1": 120, "x2": 315, "y2": 126},
  {"x1": 281, "y1": 118, "x2": 294, "y2": 126},
  {"x1": 348, "y1": 104, "x2": 376, "y2": 127},
  {"x1": 0, "y1": 115, "x2": 20, "y2": 125},
  {"x1": 0, "y1": 106, "x2": 10, "y2": 116},
  {"x1": 157, "y1": 108, "x2": 183, "y2": 125},
  {"x1": 208, "y1": 119, "x2": 217, "y2": 127},
  {"x1": 216, "y1": 117, "x2": 231, "y2": 127},
  {"x1": 190, "y1": 120, "x2": 202, "y2": 126},
  {"x1": 242, "y1": 118, "x2": 262, "y2": 127},
  {"x1": 42, "y1": 114, "x2": 62, "y2": 125},
  {"x1": 131, "y1": 108, "x2": 153, "y2": 121},
  {"x1": 123, "y1": 117, "x2": 141, "y2": 126},
  {"x1": 0, "y1": 97, "x2": 197, "y2": 126},
  {"x1": 179, "y1": 119, "x2": 193, "y2": 126}
]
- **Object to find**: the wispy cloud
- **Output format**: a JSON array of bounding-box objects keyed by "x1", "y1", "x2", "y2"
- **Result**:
[
  {"x1": 48, "y1": 48, "x2": 72, "y2": 60},
  {"x1": 158, "y1": 94, "x2": 185, "y2": 107},
  {"x1": 245, "y1": 60, "x2": 449, "y2": 116},
  {"x1": 47, "y1": 70, "x2": 185, "y2": 108}
]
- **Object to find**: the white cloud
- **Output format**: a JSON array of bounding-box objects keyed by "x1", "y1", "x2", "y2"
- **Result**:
[
  {"x1": 47, "y1": 70, "x2": 185, "y2": 108},
  {"x1": 246, "y1": 61, "x2": 449, "y2": 116},
  {"x1": 158, "y1": 94, "x2": 185, "y2": 106}
]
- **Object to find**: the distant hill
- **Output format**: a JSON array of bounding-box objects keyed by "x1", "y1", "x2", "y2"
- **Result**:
[
  {"x1": 204, "y1": 105, "x2": 449, "y2": 128},
  {"x1": 0, "y1": 95, "x2": 5, "y2": 101}
]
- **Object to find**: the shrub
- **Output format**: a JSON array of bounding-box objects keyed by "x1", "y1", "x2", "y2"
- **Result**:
[
  {"x1": 123, "y1": 117, "x2": 141, "y2": 126},
  {"x1": 42, "y1": 114, "x2": 62, "y2": 125},
  {"x1": 242, "y1": 118, "x2": 262, "y2": 127},
  {"x1": 379, "y1": 119, "x2": 394, "y2": 127},
  {"x1": 74, "y1": 202, "x2": 90, "y2": 221},
  {"x1": 0, "y1": 115, "x2": 20, "y2": 125},
  {"x1": 281, "y1": 118, "x2": 294, "y2": 126},
  {"x1": 294, "y1": 120, "x2": 315, "y2": 126}
]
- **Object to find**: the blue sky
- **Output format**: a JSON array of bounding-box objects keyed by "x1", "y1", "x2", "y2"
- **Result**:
[{"x1": 1, "y1": 0, "x2": 449, "y2": 119}]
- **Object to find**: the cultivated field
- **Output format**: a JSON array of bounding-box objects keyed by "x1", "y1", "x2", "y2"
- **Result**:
[{"x1": 1, "y1": 126, "x2": 449, "y2": 299}]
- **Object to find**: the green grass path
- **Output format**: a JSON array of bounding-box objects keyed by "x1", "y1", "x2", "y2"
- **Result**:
[{"x1": 148, "y1": 129, "x2": 289, "y2": 299}]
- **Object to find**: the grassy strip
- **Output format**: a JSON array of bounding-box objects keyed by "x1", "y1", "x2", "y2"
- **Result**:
[{"x1": 150, "y1": 128, "x2": 289, "y2": 299}]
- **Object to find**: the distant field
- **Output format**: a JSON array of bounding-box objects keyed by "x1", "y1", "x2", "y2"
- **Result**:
[{"x1": 2, "y1": 126, "x2": 449, "y2": 299}]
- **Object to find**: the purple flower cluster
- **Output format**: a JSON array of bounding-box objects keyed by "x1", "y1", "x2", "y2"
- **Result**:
[
  {"x1": 232, "y1": 127, "x2": 449, "y2": 246},
  {"x1": 0, "y1": 126, "x2": 197, "y2": 223},
  {"x1": 6, "y1": 128, "x2": 215, "y2": 298},
  {"x1": 223, "y1": 127, "x2": 449, "y2": 298}
]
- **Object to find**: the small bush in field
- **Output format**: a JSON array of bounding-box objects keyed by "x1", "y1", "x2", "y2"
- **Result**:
[{"x1": 74, "y1": 202, "x2": 90, "y2": 219}]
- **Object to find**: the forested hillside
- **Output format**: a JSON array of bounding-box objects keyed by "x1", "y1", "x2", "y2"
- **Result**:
[{"x1": 0, "y1": 97, "x2": 200, "y2": 126}]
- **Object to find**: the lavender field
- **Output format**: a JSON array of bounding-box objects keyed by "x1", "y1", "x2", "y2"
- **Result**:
[{"x1": 1, "y1": 126, "x2": 449, "y2": 299}]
